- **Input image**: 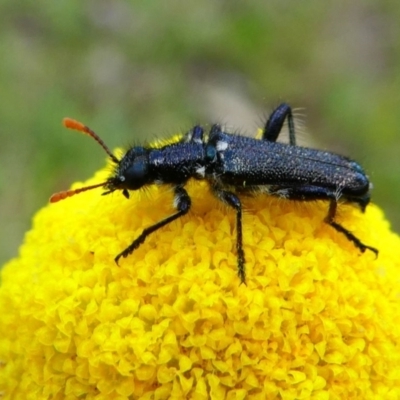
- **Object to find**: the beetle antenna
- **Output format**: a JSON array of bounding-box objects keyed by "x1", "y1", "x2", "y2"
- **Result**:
[
  {"x1": 63, "y1": 118, "x2": 119, "y2": 164},
  {"x1": 50, "y1": 182, "x2": 107, "y2": 203}
]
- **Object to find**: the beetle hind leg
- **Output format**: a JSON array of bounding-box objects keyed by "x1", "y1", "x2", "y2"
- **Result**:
[
  {"x1": 269, "y1": 185, "x2": 378, "y2": 256},
  {"x1": 262, "y1": 103, "x2": 296, "y2": 145},
  {"x1": 325, "y1": 199, "x2": 378, "y2": 256}
]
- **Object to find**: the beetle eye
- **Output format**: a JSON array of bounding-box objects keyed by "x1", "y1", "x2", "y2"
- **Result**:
[{"x1": 123, "y1": 158, "x2": 149, "y2": 190}]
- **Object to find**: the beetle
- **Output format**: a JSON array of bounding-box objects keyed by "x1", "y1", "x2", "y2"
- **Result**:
[{"x1": 51, "y1": 103, "x2": 378, "y2": 283}]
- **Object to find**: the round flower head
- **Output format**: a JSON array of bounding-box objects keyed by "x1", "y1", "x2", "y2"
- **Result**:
[{"x1": 1, "y1": 141, "x2": 400, "y2": 399}]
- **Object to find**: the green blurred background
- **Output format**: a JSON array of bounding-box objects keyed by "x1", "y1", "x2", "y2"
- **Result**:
[{"x1": 1, "y1": 1, "x2": 399, "y2": 266}]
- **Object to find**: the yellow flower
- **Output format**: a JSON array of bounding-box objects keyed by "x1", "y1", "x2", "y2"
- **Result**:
[{"x1": 1, "y1": 156, "x2": 400, "y2": 399}]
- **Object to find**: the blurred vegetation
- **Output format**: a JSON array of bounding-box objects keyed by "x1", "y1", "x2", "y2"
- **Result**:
[{"x1": 1, "y1": 1, "x2": 399, "y2": 266}]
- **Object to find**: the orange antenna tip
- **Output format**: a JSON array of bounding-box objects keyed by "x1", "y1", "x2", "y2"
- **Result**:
[
  {"x1": 50, "y1": 191, "x2": 71, "y2": 203},
  {"x1": 61, "y1": 117, "x2": 119, "y2": 163},
  {"x1": 50, "y1": 182, "x2": 106, "y2": 203},
  {"x1": 63, "y1": 117, "x2": 85, "y2": 131}
]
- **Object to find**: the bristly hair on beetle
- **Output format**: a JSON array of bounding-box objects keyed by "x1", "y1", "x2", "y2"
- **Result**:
[{"x1": 51, "y1": 104, "x2": 378, "y2": 284}]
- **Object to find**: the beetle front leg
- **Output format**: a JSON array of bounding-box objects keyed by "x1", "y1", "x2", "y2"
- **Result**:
[
  {"x1": 181, "y1": 125, "x2": 204, "y2": 144},
  {"x1": 115, "y1": 185, "x2": 191, "y2": 264}
]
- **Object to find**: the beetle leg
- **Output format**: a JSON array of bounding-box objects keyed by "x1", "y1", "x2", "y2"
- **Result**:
[
  {"x1": 212, "y1": 186, "x2": 246, "y2": 284},
  {"x1": 269, "y1": 185, "x2": 378, "y2": 256},
  {"x1": 262, "y1": 103, "x2": 296, "y2": 145},
  {"x1": 115, "y1": 185, "x2": 191, "y2": 264},
  {"x1": 325, "y1": 199, "x2": 378, "y2": 256}
]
